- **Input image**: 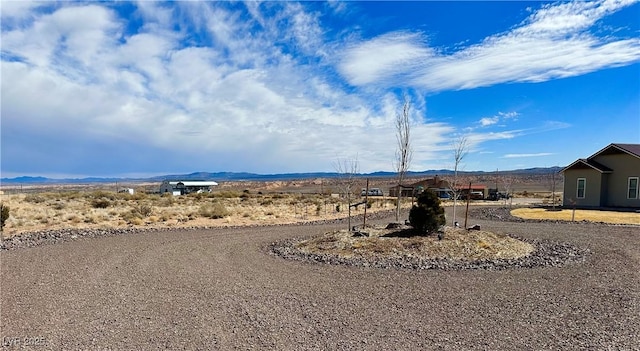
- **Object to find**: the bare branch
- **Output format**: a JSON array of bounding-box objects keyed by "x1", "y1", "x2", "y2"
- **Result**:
[
  {"x1": 333, "y1": 156, "x2": 359, "y2": 231},
  {"x1": 451, "y1": 136, "x2": 468, "y2": 226},
  {"x1": 394, "y1": 97, "x2": 413, "y2": 221}
]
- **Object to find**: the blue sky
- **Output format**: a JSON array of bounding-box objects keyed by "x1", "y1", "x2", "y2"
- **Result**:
[{"x1": 1, "y1": 0, "x2": 639, "y2": 178}]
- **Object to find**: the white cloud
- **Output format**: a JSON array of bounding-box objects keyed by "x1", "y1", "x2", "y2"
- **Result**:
[
  {"x1": 3, "y1": 2, "x2": 429, "y2": 175},
  {"x1": 339, "y1": 0, "x2": 640, "y2": 91},
  {"x1": 0, "y1": 1, "x2": 626, "y2": 176},
  {"x1": 478, "y1": 111, "x2": 520, "y2": 127},
  {"x1": 479, "y1": 117, "x2": 500, "y2": 126},
  {"x1": 339, "y1": 32, "x2": 434, "y2": 86}
]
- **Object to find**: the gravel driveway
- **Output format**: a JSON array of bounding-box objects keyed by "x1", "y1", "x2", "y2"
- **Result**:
[{"x1": 1, "y1": 209, "x2": 639, "y2": 350}]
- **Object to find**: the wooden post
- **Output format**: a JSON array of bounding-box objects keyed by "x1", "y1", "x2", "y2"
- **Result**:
[
  {"x1": 464, "y1": 182, "x2": 471, "y2": 228},
  {"x1": 348, "y1": 191, "x2": 352, "y2": 232},
  {"x1": 363, "y1": 178, "x2": 369, "y2": 229},
  {"x1": 0, "y1": 203, "x2": 3, "y2": 243}
]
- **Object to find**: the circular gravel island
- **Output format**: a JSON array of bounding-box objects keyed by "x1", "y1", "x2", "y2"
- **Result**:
[{"x1": 270, "y1": 226, "x2": 589, "y2": 271}]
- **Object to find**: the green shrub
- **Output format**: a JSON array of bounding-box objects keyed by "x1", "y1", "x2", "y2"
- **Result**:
[
  {"x1": 1, "y1": 203, "x2": 9, "y2": 231},
  {"x1": 409, "y1": 190, "x2": 446, "y2": 235}
]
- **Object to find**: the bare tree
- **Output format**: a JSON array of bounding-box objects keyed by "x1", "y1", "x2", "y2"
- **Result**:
[
  {"x1": 394, "y1": 98, "x2": 412, "y2": 222},
  {"x1": 500, "y1": 172, "x2": 516, "y2": 207},
  {"x1": 547, "y1": 166, "x2": 563, "y2": 209},
  {"x1": 333, "y1": 156, "x2": 359, "y2": 231},
  {"x1": 450, "y1": 136, "x2": 468, "y2": 226}
]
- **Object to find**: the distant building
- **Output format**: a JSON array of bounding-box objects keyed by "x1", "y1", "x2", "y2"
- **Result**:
[
  {"x1": 561, "y1": 143, "x2": 640, "y2": 209},
  {"x1": 389, "y1": 176, "x2": 455, "y2": 198},
  {"x1": 456, "y1": 185, "x2": 488, "y2": 200},
  {"x1": 118, "y1": 188, "x2": 135, "y2": 195},
  {"x1": 160, "y1": 180, "x2": 219, "y2": 195}
]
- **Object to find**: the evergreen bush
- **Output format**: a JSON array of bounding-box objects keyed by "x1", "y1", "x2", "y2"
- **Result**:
[
  {"x1": 1, "y1": 203, "x2": 9, "y2": 231},
  {"x1": 409, "y1": 190, "x2": 446, "y2": 235}
]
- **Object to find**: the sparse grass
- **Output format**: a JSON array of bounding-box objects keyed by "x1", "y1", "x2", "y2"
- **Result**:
[
  {"x1": 0, "y1": 189, "x2": 410, "y2": 237},
  {"x1": 511, "y1": 208, "x2": 640, "y2": 225},
  {"x1": 296, "y1": 226, "x2": 534, "y2": 261}
]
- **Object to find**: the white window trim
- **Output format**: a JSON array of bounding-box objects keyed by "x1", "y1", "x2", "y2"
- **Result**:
[
  {"x1": 576, "y1": 178, "x2": 586, "y2": 199},
  {"x1": 628, "y1": 177, "x2": 639, "y2": 200}
]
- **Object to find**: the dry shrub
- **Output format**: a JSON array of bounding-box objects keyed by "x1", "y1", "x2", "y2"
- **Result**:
[
  {"x1": 58, "y1": 192, "x2": 81, "y2": 200},
  {"x1": 129, "y1": 217, "x2": 143, "y2": 225},
  {"x1": 260, "y1": 199, "x2": 274, "y2": 206},
  {"x1": 50, "y1": 201, "x2": 66, "y2": 210},
  {"x1": 120, "y1": 212, "x2": 138, "y2": 224},
  {"x1": 89, "y1": 191, "x2": 116, "y2": 201},
  {"x1": 158, "y1": 195, "x2": 175, "y2": 207},
  {"x1": 129, "y1": 192, "x2": 148, "y2": 201},
  {"x1": 91, "y1": 198, "x2": 111, "y2": 209},
  {"x1": 132, "y1": 203, "x2": 153, "y2": 217},
  {"x1": 214, "y1": 191, "x2": 241, "y2": 199},
  {"x1": 84, "y1": 216, "x2": 97, "y2": 224},
  {"x1": 198, "y1": 203, "x2": 230, "y2": 219},
  {"x1": 24, "y1": 194, "x2": 46, "y2": 203}
]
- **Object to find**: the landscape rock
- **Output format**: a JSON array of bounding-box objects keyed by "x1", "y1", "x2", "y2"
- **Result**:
[{"x1": 269, "y1": 234, "x2": 590, "y2": 271}]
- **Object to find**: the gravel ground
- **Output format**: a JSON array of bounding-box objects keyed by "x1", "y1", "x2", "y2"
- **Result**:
[{"x1": 1, "y1": 207, "x2": 639, "y2": 350}]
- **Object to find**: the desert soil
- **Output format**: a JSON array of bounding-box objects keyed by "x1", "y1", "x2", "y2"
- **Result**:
[{"x1": 1, "y1": 207, "x2": 639, "y2": 350}]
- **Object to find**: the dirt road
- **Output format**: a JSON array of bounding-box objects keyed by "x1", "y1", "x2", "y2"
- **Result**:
[{"x1": 1, "y1": 213, "x2": 639, "y2": 350}]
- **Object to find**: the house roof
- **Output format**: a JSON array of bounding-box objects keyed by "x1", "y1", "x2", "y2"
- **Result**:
[
  {"x1": 561, "y1": 143, "x2": 639, "y2": 173},
  {"x1": 561, "y1": 158, "x2": 613, "y2": 173},
  {"x1": 453, "y1": 184, "x2": 487, "y2": 190},
  {"x1": 589, "y1": 143, "x2": 640, "y2": 160},
  {"x1": 168, "y1": 181, "x2": 219, "y2": 186}
]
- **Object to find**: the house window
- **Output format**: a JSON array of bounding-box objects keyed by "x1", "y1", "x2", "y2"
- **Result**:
[
  {"x1": 629, "y1": 177, "x2": 639, "y2": 199},
  {"x1": 576, "y1": 178, "x2": 586, "y2": 199}
]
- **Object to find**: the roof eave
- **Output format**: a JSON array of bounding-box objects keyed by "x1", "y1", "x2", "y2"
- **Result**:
[{"x1": 561, "y1": 159, "x2": 611, "y2": 173}]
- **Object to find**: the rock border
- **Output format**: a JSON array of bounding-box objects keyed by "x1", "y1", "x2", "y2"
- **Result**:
[{"x1": 269, "y1": 234, "x2": 590, "y2": 271}]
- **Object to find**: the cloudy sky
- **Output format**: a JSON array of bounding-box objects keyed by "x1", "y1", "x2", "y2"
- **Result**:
[{"x1": 1, "y1": 0, "x2": 639, "y2": 178}]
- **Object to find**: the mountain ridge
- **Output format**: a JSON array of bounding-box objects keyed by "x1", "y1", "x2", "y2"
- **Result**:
[{"x1": 1, "y1": 167, "x2": 563, "y2": 184}]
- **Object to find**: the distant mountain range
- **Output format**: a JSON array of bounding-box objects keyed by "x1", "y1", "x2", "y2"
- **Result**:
[{"x1": 0, "y1": 167, "x2": 563, "y2": 184}]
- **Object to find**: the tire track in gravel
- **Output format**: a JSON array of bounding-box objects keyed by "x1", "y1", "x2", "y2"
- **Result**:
[{"x1": 1, "y1": 211, "x2": 639, "y2": 350}]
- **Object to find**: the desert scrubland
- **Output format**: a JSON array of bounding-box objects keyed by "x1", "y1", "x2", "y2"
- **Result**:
[{"x1": 0, "y1": 179, "x2": 414, "y2": 238}]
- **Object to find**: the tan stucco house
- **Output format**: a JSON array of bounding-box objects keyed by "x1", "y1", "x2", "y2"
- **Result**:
[{"x1": 561, "y1": 143, "x2": 640, "y2": 209}]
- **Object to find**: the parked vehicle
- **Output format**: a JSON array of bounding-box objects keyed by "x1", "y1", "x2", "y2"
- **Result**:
[
  {"x1": 438, "y1": 192, "x2": 451, "y2": 199},
  {"x1": 488, "y1": 188, "x2": 509, "y2": 201},
  {"x1": 361, "y1": 188, "x2": 384, "y2": 196},
  {"x1": 470, "y1": 191, "x2": 484, "y2": 200}
]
